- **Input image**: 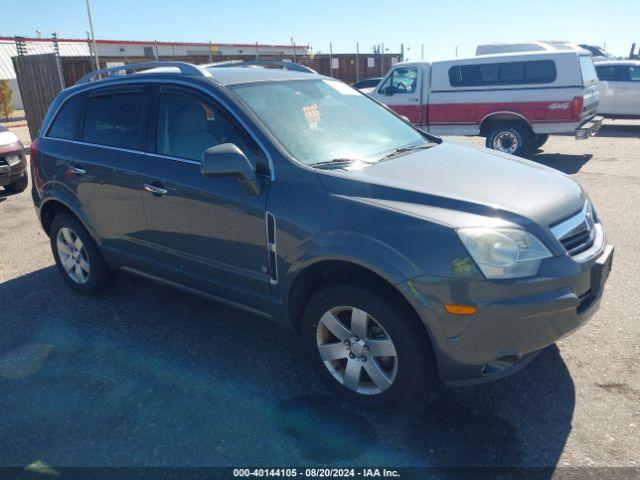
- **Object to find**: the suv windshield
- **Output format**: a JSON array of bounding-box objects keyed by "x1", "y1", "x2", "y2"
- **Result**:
[
  {"x1": 579, "y1": 55, "x2": 598, "y2": 86},
  {"x1": 231, "y1": 79, "x2": 431, "y2": 166}
]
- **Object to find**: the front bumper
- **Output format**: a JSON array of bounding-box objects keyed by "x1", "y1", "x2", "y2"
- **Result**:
[
  {"x1": 399, "y1": 242, "x2": 614, "y2": 386},
  {"x1": 575, "y1": 115, "x2": 603, "y2": 139},
  {"x1": 0, "y1": 141, "x2": 27, "y2": 187}
]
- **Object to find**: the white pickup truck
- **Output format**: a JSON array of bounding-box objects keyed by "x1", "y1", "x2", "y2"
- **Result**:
[
  {"x1": 368, "y1": 50, "x2": 603, "y2": 156},
  {"x1": 595, "y1": 61, "x2": 640, "y2": 118}
]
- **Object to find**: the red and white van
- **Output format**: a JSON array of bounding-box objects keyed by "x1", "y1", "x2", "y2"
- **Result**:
[{"x1": 368, "y1": 50, "x2": 603, "y2": 155}]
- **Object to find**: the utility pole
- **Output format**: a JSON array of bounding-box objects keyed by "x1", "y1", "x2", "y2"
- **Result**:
[
  {"x1": 85, "y1": 0, "x2": 100, "y2": 69},
  {"x1": 255, "y1": 41, "x2": 260, "y2": 61},
  {"x1": 291, "y1": 37, "x2": 296, "y2": 62},
  {"x1": 421, "y1": 43, "x2": 424, "y2": 60},
  {"x1": 380, "y1": 42, "x2": 384, "y2": 76},
  {"x1": 356, "y1": 42, "x2": 360, "y2": 82},
  {"x1": 329, "y1": 42, "x2": 333, "y2": 78}
]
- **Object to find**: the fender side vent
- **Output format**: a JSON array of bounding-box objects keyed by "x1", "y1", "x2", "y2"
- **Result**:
[{"x1": 266, "y1": 212, "x2": 278, "y2": 284}]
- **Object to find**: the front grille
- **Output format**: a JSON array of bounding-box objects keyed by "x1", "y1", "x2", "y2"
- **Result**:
[{"x1": 551, "y1": 201, "x2": 596, "y2": 256}]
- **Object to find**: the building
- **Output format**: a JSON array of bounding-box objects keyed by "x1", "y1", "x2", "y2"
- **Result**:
[{"x1": 0, "y1": 36, "x2": 309, "y2": 110}]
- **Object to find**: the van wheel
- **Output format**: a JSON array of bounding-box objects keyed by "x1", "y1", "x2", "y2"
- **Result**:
[
  {"x1": 486, "y1": 124, "x2": 529, "y2": 156},
  {"x1": 529, "y1": 133, "x2": 549, "y2": 151},
  {"x1": 301, "y1": 284, "x2": 435, "y2": 410},
  {"x1": 50, "y1": 214, "x2": 113, "y2": 295},
  {"x1": 4, "y1": 174, "x2": 28, "y2": 193}
]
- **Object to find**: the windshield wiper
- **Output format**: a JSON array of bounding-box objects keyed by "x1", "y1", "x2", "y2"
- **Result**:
[
  {"x1": 381, "y1": 144, "x2": 434, "y2": 160},
  {"x1": 310, "y1": 158, "x2": 363, "y2": 169}
]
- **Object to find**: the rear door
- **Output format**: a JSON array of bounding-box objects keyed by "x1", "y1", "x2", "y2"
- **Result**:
[
  {"x1": 137, "y1": 85, "x2": 271, "y2": 310},
  {"x1": 369, "y1": 65, "x2": 422, "y2": 124},
  {"x1": 595, "y1": 64, "x2": 621, "y2": 115},
  {"x1": 614, "y1": 65, "x2": 640, "y2": 116},
  {"x1": 42, "y1": 85, "x2": 150, "y2": 260}
]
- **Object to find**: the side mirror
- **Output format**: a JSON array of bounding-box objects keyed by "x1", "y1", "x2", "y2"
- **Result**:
[
  {"x1": 384, "y1": 85, "x2": 394, "y2": 96},
  {"x1": 201, "y1": 143, "x2": 261, "y2": 196}
]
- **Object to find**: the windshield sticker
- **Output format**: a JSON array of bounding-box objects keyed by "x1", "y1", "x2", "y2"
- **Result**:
[
  {"x1": 303, "y1": 103, "x2": 321, "y2": 129},
  {"x1": 323, "y1": 79, "x2": 359, "y2": 95}
]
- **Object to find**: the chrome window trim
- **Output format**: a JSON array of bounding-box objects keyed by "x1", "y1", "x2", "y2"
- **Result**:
[
  {"x1": 41, "y1": 137, "x2": 145, "y2": 155},
  {"x1": 145, "y1": 151, "x2": 200, "y2": 166},
  {"x1": 41, "y1": 77, "x2": 276, "y2": 180}
]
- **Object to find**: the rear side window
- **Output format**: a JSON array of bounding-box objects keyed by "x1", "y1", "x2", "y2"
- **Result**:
[
  {"x1": 578, "y1": 56, "x2": 598, "y2": 86},
  {"x1": 596, "y1": 65, "x2": 621, "y2": 81},
  {"x1": 83, "y1": 92, "x2": 147, "y2": 149},
  {"x1": 47, "y1": 95, "x2": 84, "y2": 140},
  {"x1": 448, "y1": 60, "x2": 557, "y2": 87}
]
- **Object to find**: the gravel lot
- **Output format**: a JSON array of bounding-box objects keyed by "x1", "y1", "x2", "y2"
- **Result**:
[{"x1": 0, "y1": 121, "x2": 639, "y2": 470}]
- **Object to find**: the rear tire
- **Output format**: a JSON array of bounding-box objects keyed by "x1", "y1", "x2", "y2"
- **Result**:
[
  {"x1": 301, "y1": 284, "x2": 436, "y2": 410},
  {"x1": 4, "y1": 174, "x2": 28, "y2": 193},
  {"x1": 50, "y1": 214, "x2": 113, "y2": 295},
  {"x1": 486, "y1": 124, "x2": 530, "y2": 157},
  {"x1": 529, "y1": 133, "x2": 549, "y2": 150}
]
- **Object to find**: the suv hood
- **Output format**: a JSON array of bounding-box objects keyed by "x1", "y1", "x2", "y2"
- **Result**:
[{"x1": 315, "y1": 141, "x2": 585, "y2": 228}]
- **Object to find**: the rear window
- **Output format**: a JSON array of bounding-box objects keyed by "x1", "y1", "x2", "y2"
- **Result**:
[
  {"x1": 82, "y1": 92, "x2": 147, "y2": 149},
  {"x1": 448, "y1": 60, "x2": 557, "y2": 87},
  {"x1": 579, "y1": 56, "x2": 598, "y2": 85},
  {"x1": 47, "y1": 95, "x2": 84, "y2": 140}
]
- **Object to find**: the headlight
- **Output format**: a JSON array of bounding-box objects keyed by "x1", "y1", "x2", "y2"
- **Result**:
[{"x1": 457, "y1": 228, "x2": 552, "y2": 279}]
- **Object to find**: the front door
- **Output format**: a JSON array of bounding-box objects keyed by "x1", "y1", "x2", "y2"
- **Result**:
[
  {"x1": 137, "y1": 85, "x2": 271, "y2": 310},
  {"x1": 370, "y1": 66, "x2": 422, "y2": 124}
]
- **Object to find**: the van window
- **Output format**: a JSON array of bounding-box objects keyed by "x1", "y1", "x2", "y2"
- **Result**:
[
  {"x1": 47, "y1": 95, "x2": 84, "y2": 140},
  {"x1": 83, "y1": 92, "x2": 147, "y2": 149},
  {"x1": 626, "y1": 66, "x2": 640, "y2": 81},
  {"x1": 448, "y1": 60, "x2": 557, "y2": 87},
  {"x1": 579, "y1": 56, "x2": 598, "y2": 86}
]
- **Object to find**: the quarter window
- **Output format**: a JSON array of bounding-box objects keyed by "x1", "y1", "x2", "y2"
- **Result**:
[
  {"x1": 83, "y1": 92, "x2": 148, "y2": 149},
  {"x1": 448, "y1": 60, "x2": 557, "y2": 87},
  {"x1": 626, "y1": 66, "x2": 640, "y2": 81},
  {"x1": 47, "y1": 94, "x2": 84, "y2": 140}
]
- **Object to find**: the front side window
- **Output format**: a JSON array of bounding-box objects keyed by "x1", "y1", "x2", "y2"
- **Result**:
[
  {"x1": 83, "y1": 92, "x2": 147, "y2": 149},
  {"x1": 156, "y1": 90, "x2": 267, "y2": 172},
  {"x1": 378, "y1": 67, "x2": 418, "y2": 94},
  {"x1": 449, "y1": 60, "x2": 557, "y2": 87},
  {"x1": 231, "y1": 79, "x2": 431, "y2": 166},
  {"x1": 47, "y1": 94, "x2": 85, "y2": 140}
]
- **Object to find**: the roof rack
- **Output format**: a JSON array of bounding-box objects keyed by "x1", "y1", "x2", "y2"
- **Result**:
[
  {"x1": 76, "y1": 61, "x2": 212, "y2": 84},
  {"x1": 206, "y1": 60, "x2": 317, "y2": 74}
]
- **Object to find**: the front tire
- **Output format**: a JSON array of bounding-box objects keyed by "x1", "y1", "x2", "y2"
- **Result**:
[
  {"x1": 301, "y1": 284, "x2": 436, "y2": 409},
  {"x1": 4, "y1": 174, "x2": 28, "y2": 193},
  {"x1": 50, "y1": 214, "x2": 113, "y2": 295},
  {"x1": 486, "y1": 124, "x2": 530, "y2": 157}
]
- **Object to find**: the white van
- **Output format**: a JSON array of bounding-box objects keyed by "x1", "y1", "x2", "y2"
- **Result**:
[{"x1": 368, "y1": 50, "x2": 602, "y2": 155}]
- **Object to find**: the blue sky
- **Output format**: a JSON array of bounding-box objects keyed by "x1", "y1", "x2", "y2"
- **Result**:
[{"x1": 4, "y1": 0, "x2": 639, "y2": 60}]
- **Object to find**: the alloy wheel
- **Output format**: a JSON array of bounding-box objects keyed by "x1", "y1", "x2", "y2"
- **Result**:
[
  {"x1": 316, "y1": 306, "x2": 398, "y2": 395},
  {"x1": 56, "y1": 227, "x2": 90, "y2": 284}
]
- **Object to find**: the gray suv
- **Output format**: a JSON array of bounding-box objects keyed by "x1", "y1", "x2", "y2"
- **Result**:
[{"x1": 32, "y1": 62, "x2": 613, "y2": 409}]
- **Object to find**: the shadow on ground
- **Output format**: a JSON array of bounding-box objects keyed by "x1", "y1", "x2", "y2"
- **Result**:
[
  {"x1": 595, "y1": 123, "x2": 640, "y2": 138},
  {"x1": 0, "y1": 266, "x2": 575, "y2": 471},
  {"x1": 526, "y1": 152, "x2": 593, "y2": 174}
]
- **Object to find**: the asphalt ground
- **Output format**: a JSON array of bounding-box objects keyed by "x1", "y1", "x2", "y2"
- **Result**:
[{"x1": 0, "y1": 121, "x2": 639, "y2": 472}]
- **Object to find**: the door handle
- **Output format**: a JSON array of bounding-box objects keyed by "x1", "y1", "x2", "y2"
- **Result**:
[
  {"x1": 143, "y1": 183, "x2": 168, "y2": 196},
  {"x1": 66, "y1": 165, "x2": 86, "y2": 175}
]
